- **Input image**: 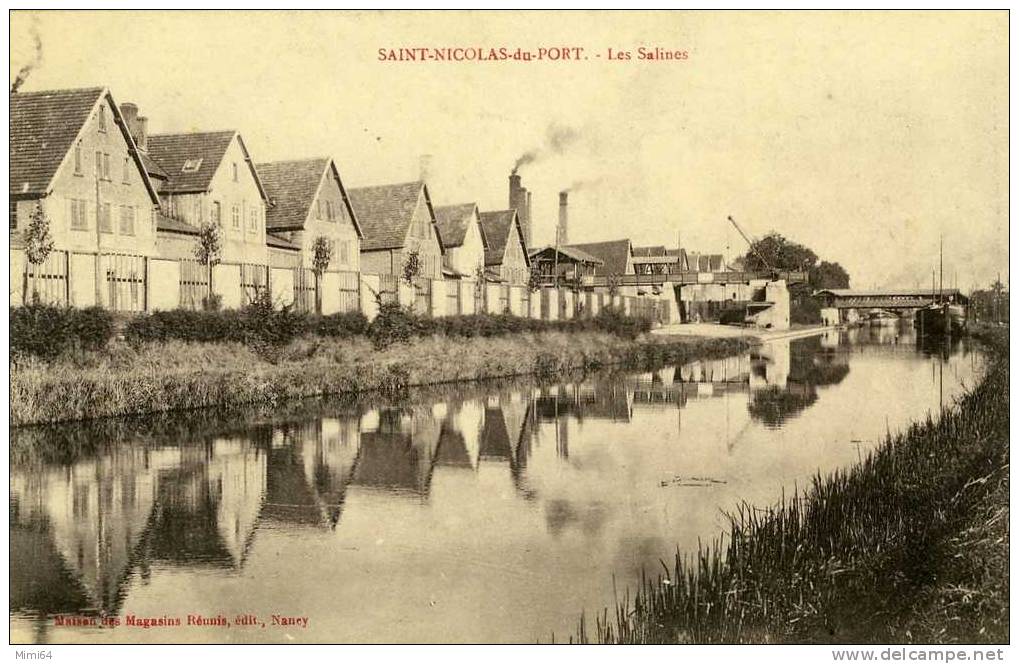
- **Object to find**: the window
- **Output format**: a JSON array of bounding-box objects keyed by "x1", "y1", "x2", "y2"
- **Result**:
[
  {"x1": 193, "y1": 199, "x2": 203, "y2": 223},
  {"x1": 316, "y1": 199, "x2": 322, "y2": 220},
  {"x1": 326, "y1": 200, "x2": 335, "y2": 222},
  {"x1": 232, "y1": 162, "x2": 239, "y2": 182},
  {"x1": 10, "y1": 201, "x2": 17, "y2": 230},
  {"x1": 212, "y1": 201, "x2": 222, "y2": 226},
  {"x1": 74, "y1": 143, "x2": 83, "y2": 175},
  {"x1": 99, "y1": 203, "x2": 112, "y2": 233},
  {"x1": 340, "y1": 240, "x2": 349, "y2": 266},
  {"x1": 182, "y1": 158, "x2": 203, "y2": 173},
  {"x1": 231, "y1": 204, "x2": 240, "y2": 229},
  {"x1": 248, "y1": 208, "x2": 257, "y2": 233},
  {"x1": 119, "y1": 205, "x2": 135, "y2": 235},
  {"x1": 104, "y1": 154, "x2": 111, "y2": 180},
  {"x1": 69, "y1": 199, "x2": 88, "y2": 230},
  {"x1": 122, "y1": 157, "x2": 131, "y2": 184},
  {"x1": 95, "y1": 151, "x2": 103, "y2": 177},
  {"x1": 97, "y1": 106, "x2": 107, "y2": 132}
]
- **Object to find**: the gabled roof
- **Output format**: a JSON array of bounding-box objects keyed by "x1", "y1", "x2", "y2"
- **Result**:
[
  {"x1": 10, "y1": 86, "x2": 160, "y2": 204},
  {"x1": 527, "y1": 245, "x2": 604, "y2": 266},
  {"x1": 257, "y1": 158, "x2": 362, "y2": 237},
  {"x1": 564, "y1": 239, "x2": 632, "y2": 277},
  {"x1": 433, "y1": 203, "x2": 478, "y2": 249},
  {"x1": 479, "y1": 209, "x2": 528, "y2": 268},
  {"x1": 147, "y1": 130, "x2": 270, "y2": 202},
  {"x1": 633, "y1": 245, "x2": 666, "y2": 257},
  {"x1": 348, "y1": 181, "x2": 435, "y2": 252}
]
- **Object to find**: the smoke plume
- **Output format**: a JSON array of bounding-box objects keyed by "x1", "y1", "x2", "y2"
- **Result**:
[
  {"x1": 11, "y1": 18, "x2": 43, "y2": 94},
  {"x1": 561, "y1": 175, "x2": 605, "y2": 194},
  {"x1": 511, "y1": 122, "x2": 581, "y2": 174}
]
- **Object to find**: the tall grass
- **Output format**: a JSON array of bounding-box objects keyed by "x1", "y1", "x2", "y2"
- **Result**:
[
  {"x1": 10, "y1": 333, "x2": 746, "y2": 426},
  {"x1": 569, "y1": 328, "x2": 1008, "y2": 644}
]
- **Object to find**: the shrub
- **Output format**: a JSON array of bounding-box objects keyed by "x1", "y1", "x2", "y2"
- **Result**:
[
  {"x1": 368, "y1": 302, "x2": 419, "y2": 350},
  {"x1": 314, "y1": 311, "x2": 369, "y2": 338},
  {"x1": 10, "y1": 304, "x2": 115, "y2": 360}
]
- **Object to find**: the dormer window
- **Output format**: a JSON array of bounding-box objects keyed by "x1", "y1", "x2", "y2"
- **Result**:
[{"x1": 182, "y1": 158, "x2": 203, "y2": 173}]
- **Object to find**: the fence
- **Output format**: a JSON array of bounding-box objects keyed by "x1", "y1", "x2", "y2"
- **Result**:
[
  {"x1": 102, "y1": 253, "x2": 146, "y2": 312},
  {"x1": 446, "y1": 279, "x2": 462, "y2": 315},
  {"x1": 179, "y1": 259, "x2": 210, "y2": 310},
  {"x1": 12, "y1": 247, "x2": 672, "y2": 326},
  {"x1": 22, "y1": 250, "x2": 69, "y2": 305},
  {"x1": 240, "y1": 263, "x2": 269, "y2": 305},
  {"x1": 414, "y1": 278, "x2": 432, "y2": 314},
  {"x1": 377, "y1": 273, "x2": 399, "y2": 305},
  {"x1": 336, "y1": 270, "x2": 360, "y2": 313},
  {"x1": 294, "y1": 267, "x2": 316, "y2": 313}
]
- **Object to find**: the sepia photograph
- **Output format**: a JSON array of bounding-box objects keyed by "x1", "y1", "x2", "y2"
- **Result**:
[{"x1": 6, "y1": 7, "x2": 1010, "y2": 655}]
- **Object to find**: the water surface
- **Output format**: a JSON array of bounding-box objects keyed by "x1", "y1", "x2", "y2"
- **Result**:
[{"x1": 10, "y1": 325, "x2": 985, "y2": 643}]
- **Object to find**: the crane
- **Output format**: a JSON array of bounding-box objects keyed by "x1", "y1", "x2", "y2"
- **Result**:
[{"x1": 727, "y1": 215, "x2": 773, "y2": 273}]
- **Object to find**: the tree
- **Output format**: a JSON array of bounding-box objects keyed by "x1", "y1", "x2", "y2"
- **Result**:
[
  {"x1": 809, "y1": 260, "x2": 850, "y2": 290},
  {"x1": 606, "y1": 272, "x2": 623, "y2": 297},
  {"x1": 741, "y1": 232, "x2": 818, "y2": 274},
  {"x1": 194, "y1": 221, "x2": 222, "y2": 310},
  {"x1": 23, "y1": 202, "x2": 54, "y2": 303},
  {"x1": 311, "y1": 236, "x2": 334, "y2": 314},
  {"x1": 402, "y1": 249, "x2": 421, "y2": 286}
]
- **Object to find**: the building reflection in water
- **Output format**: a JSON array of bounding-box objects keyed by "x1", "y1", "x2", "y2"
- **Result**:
[{"x1": 11, "y1": 335, "x2": 882, "y2": 640}]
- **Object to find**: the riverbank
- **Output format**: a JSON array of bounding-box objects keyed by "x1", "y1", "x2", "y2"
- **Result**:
[
  {"x1": 10, "y1": 331, "x2": 748, "y2": 426},
  {"x1": 571, "y1": 327, "x2": 1008, "y2": 644},
  {"x1": 652, "y1": 322, "x2": 829, "y2": 343}
]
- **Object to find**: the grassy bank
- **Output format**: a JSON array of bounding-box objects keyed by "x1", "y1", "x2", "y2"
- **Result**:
[
  {"x1": 571, "y1": 328, "x2": 1008, "y2": 644},
  {"x1": 10, "y1": 332, "x2": 746, "y2": 426}
]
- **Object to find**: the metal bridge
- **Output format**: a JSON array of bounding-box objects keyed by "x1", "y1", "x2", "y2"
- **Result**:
[{"x1": 814, "y1": 288, "x2": 969, "y2": 310}]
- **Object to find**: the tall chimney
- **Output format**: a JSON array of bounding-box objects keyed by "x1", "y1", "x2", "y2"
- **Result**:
[
  {"x1": 558, "y1": 191, "x2": 569, "y2": 246},
  {"x1": 508, "y1": 173, "x2": 522, "y2": 209},
  {"x1": 119, "y1": 103, "x2": 147, "y2": 150}
]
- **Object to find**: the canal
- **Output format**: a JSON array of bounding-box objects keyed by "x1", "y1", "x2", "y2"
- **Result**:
[{"x1": 9, "y1": 325, "x2": 986, "y2": 644}]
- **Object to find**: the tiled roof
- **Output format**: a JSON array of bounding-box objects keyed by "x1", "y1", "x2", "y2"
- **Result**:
[
  {"x1": 140, "y1": 151, "x2": 168, "y2": 179},
  {"x1": 147, "y1": 130, "x2": 236, "y2": 193},
  {"x1": 156, "y1": 213, "x2": 200, "y2": 235},
  {"x1": 433, "y1": 203, "x2": 477, "y2": 249},
  {"x1": 348, "y1": 181, "x2": 427, "y2": 252},
  {"x1": 527, "y1": 245, "x2": 604, "y2": 266},
  {"x1": 267, "y1": 233, "x2": 300, "y2": 250},
  {"x1": 633, "y1": 245, "x2": 666, "y2": 257},
  {"x1": 10, "y1": 87, "x2": 105, "y2": 196},
  {"x1": 564, "y1": 239, "x2": 632, "y2": 277},
  {"x1": 479, "y1": 209, "x2": 525, "y2": 267},
  {"x1": 257, "y1": 158, "x2": 330, "y2": 231}
]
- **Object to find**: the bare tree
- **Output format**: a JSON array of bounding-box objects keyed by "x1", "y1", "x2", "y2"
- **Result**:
[{"x1": 194, "y1": 221, "x2": 222, "y2": 310}]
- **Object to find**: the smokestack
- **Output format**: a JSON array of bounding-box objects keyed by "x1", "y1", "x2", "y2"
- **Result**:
[
  {"x1": 119, "y1": 103, "x2": 147, "y2": 150},
  {"x1": 509, "y1": 172, "x2": 530, "y2": 246},
  {"x1": 558, "y1": 191, "x2": 569, "y2": 246},
  {"x1": 509, "y1": 173, "x2": 522, "y2": 209}
]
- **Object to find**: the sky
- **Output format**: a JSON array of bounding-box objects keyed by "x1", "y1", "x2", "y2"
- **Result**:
[{"x1": 10, "y1": 10, "x2": 1009, "y2": 290}]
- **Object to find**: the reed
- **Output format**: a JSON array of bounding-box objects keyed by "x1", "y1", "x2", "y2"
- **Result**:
[
  {"x1": 569, "y1": 328, "x2": 1009, "y2": 644},
  {"x1": 10, "y1": 332, "x2": 746, "y2": 426}
]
